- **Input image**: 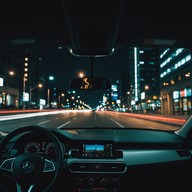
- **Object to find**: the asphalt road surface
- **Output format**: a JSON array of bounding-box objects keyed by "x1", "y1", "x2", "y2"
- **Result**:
[{"x1": 0, "y1": 110, "x2": 182, "y2": 133}]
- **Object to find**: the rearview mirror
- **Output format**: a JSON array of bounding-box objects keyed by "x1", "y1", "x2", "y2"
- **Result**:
[
  {"x1": 69, "y1": 49, "x2": 115, "y2": 57},
  {"x1": 71, "y1": 77, "x2": 111, "y2": 90}
]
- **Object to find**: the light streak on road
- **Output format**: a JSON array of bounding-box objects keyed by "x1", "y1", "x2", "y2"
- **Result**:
[
  {"x1": 147, "y1": 126, "x2": 155, "y2": 129},
  {"x1": 107, "y1": 111, "x2": 187, "y2": 126},
  {"x1": 0, "y1": 111, "x2": 63, "y2": 121},
  {"x1": 0, "y1": 110, "x2": 90, "y2": 122}
]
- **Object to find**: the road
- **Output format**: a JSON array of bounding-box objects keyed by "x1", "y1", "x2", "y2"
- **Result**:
[{"x1": 0, "y1": 110, "x2": 182, "y2": 133}]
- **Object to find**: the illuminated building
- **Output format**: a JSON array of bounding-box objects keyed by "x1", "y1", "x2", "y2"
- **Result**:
[
  {"x1": 160, "y1": 48, "x2": 192, "y2": 115},
  {"x1": 0, "y1": 51, "x2": 47, "y2": 109},
  {"x1": 129, "y1": 48, "x2": 160, "y2": 113}
]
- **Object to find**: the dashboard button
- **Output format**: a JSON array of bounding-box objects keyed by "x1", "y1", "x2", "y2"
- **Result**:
[
  {"x1": 93, "y1": 163, "x2": 102, "y2": 171},
  {"x1": 88, "y1": 179, "x2": 95, "y2": 186}
]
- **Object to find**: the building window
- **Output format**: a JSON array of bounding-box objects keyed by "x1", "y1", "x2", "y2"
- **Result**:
[
  {"x1": 160, "y1": 53, "x2": 191, "y2": 78},
  {"x1": 163, "y1": 82, "x2": 169, "y2": 87},
  {"x1": 171, "y1": 79, "x2": 175, "y2": 85},
  {"x1": 185, "y1": 71, "x2": 190, "y2": 79}
]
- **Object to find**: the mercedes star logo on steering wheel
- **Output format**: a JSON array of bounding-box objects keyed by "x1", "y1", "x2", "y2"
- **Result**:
[{"x1": 22, "y1": 160, "x2": 32, "y2": 171}]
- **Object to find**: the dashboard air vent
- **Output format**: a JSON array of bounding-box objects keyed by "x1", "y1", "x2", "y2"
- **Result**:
[{"x1": 176, "y1": 150, "x2": 190, "y2": 157}]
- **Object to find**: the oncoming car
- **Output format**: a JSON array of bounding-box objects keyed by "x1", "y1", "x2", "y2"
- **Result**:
[{"x1": 0, "y1": 1, "x2": 192, "y2": 192}]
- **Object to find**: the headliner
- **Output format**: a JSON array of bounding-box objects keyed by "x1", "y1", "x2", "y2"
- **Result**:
[{"x1": 0, "y1": 0, "x2": 191, "y2": 54}]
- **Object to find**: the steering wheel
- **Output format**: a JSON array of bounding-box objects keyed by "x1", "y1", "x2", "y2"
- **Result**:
[{"x1": 0, "y1": 126, "x2": 64, "y2": 192}]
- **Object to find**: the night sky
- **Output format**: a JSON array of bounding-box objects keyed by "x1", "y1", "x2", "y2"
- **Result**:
[{"x1": 40, "y1": 47, "x2": 130, "y2": 108}]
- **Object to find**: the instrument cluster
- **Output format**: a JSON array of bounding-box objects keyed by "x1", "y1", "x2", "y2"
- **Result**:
[{"x1": 24, "y1": 141, "x2": 67, "y2": 157}]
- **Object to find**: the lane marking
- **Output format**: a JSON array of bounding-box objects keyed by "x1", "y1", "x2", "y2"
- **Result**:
[
  {"x1": 57, "y1": 121, "x2": 71, "y2": 129},
  {"x1": 55, "y1": 117, "x2": 60, "y2": 120},
  {"x1": 110, "y1": 118, "x2": 115, "y2": 122},
  {"x1": 38, "y1": 120, "x2": 50, "y2": 125},
  {"x1": 115, "y1": 122, "x2": 124, "y2": 128},
  {"x1": 73, "y1": 117, "x2": 77, "y2": 120}
]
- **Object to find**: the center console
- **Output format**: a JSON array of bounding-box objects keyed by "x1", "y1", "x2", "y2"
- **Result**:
[
  {"x1": 69, "y1": 141, "x2": 125, "y2": 192},
  {"x1": 72, "y1": 174, "x2": 122, "y2": 192}
]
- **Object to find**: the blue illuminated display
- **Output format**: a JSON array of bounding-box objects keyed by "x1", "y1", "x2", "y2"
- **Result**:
[{"x1": 85, "y1": 144, "x2": 104, "y2": 151}]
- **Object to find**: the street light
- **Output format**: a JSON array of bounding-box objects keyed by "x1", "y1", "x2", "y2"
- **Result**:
[
  {"x1": 47, "y1": 76, "x2": 54, "y2": 108},
  {"x1": 49, "y1": 76, "x2": 54, "y2": 81},
  {"x1": 8, "y1": 70, "x2": 26, "y2": 109},
  {"x1": 144, "y1": 85, "x2": 149, "y2": 90},
  {"x1": 58, "y1": 93, "x2": 65, "y2": 108},
  {"x1": 29, "y1": 83, "x2": 43, "y2": 108},
  {"x1": 79, "y1": 72, "x2": 84, "y2": 78},
  {"x1": 144, "y1": 85, "x2": 150, "y2": 113},
  {"x1": 9, "y1": 71, "x2": 15, "y2": 76}
]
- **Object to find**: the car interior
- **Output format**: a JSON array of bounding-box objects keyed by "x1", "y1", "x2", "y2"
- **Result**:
[{"x1": 0, "y1": 0, "x2": 192, "y2": 192}]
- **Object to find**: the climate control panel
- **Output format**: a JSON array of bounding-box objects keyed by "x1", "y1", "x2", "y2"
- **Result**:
[{"x1": 73, "y1": 175, "x2": 122, "y2": 192}]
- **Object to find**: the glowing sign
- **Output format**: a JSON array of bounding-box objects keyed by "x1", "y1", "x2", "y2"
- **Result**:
[
  {"x1": 23, "y1": 92, "x2": 29, "y2": 101},
  {"x1": 40, "y1": 99, "x2": 46, "y2": 105},
  {"x1": 141, "y1": 92, "x2": 145, "y2": 100},
  {"x1": 173, "y1": 91, "x2": 179, "y2": 99},
  {"x1": 0, "y1": 78, "x2": 4, "y2": 87},
  {"x1": 116, "y1": 100, "x2": 121, "y2": 104}
]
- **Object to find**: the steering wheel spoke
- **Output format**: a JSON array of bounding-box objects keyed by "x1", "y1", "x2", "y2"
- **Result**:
[
  {"x1": 16, "y1": 183, "x2": 34, "y2": 192},
  {"x1": 44, "y1": 158, "x2": 56, "y2": 172},
  {"x1": 0, "y1": 157, "x2": 15, "y2": 172}
]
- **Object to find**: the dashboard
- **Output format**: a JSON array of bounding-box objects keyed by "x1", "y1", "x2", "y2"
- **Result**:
[
  {"x1": 2, "y1": 128, "x2": 192, "y2": 192},
  {"x1": 15, "y1": 128, "x2": 190, "y2": 163},
  {"x1": 23, "y1": 141, "x2": 115, "y2": 159}
]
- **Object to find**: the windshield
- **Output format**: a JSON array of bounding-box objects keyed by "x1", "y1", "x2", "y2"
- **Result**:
[
  {"x1": 0, "y1": 47, "x2": 189, "y2": 133},
  {"x1": 0, "y1": 1, "x2": 191, "y2": 133}
]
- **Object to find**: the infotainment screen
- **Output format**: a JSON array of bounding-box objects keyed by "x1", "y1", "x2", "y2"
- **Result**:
[{"x1": 81, "y1": 143, "x2": 115, "y2": 158}]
